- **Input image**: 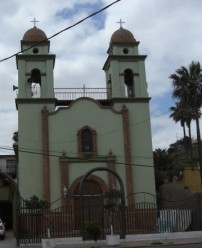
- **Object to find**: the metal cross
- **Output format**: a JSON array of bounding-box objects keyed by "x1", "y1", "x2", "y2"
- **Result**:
[
  {"x1": 117, "y1": 19, "x2": 125, "y2": 28},
  {"x1": 30, "y1": 18, "x2": 39, "y2": 27}
]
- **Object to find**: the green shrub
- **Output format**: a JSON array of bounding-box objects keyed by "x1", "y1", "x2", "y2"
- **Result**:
[
  {"x1": 85, "y1": 221, "x2": 101, "y2": 242},
  {"x1": 25, "y1": 195, "x2": 50, "y2": 209}
]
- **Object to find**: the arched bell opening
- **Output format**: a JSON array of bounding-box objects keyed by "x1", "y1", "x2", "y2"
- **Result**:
[
  {"x1": 124, "y1": 69, "x2": 134, "y2": 98},
  {"x1": 27, "y1": 68, "x2": 41, "y2": 98}
]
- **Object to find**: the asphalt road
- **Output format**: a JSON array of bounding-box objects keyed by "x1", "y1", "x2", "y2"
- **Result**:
[
  {"x1": 0, "y1": 231, "x2": 17, "y2": 248},
  {"x1": 144, "y1": 244, "x2": 202, "y2": 248},
  {"x1": 1, "y1": 233, "x2": 202, "y2": 248}
]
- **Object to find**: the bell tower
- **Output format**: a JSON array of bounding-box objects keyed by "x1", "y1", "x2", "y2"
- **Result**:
[
  {"x1": 16, "y1": 25, "x2": 56, "y2": 199},
  {"x1": 16, "y1": 25, "x2": 55, "y2": 99},
  {"x1": 103, "y1": 24, "x2": 155, "y2": 203},
  {"x1": 103, "y1": 23, "x2": 149, "y2": 99}
]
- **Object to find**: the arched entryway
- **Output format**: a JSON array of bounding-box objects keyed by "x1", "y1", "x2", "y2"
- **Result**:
[
  {"x1": 71, "y1": 175, "x2": 107, "y2": 230},
  {"x1": 78, "y1": 167, "x2": 126, "y2": 239},
  {"x1": 75, "y1": 179, "x2": 103, "y2": 228}
]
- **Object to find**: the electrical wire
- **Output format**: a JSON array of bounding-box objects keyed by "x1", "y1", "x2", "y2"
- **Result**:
[
  {"x1": 0, "y1": 109, "x2": 187, "y2": 163},
  {"x1": 2, "y1": 144, "x2": 154, "y2": 161},
  {"x1": 12, "y1": 109, "x2": 170, "y2": 148},
  {"x1": 0, "y1": 145, "x2": 197, "y2": 170},
  {"x1": 0, "y1": 0, "x2": 121, "y2": 63},
  {"x1": 0, "y1": 0, "x2": 172, "y2": 157},
  {"x1": 0, "y1": 146, "x2": 154, "y2": 168},
  {"x1": 0, "y1": 109, "x2": 170, "y2": 161},
  {"x1": 0, "y1": 0, "x2": 188, "y2": 166}
]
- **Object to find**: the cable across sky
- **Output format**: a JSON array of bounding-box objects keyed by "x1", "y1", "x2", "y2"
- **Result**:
[{"x1": 0, "y1": 0, "x2": 121, "y2": 63}]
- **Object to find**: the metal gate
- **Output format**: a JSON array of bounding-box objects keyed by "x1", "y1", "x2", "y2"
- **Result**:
[
  {"x1": 16, "y1": 192, "x2": 202, "y2": 244},
  {"x1": 16, "y1": 193, "x2": 125, "y2": 244}
]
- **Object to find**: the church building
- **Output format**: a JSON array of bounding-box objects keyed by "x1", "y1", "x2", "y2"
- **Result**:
[{"x1": 15, "y1": 23, "x2": 156, "y2": 207}]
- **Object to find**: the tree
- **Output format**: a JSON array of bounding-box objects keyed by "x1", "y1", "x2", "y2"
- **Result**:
[
  {"x1": 170, "y1": 102, "x2": 187, "y2": 138},
  {"x1": 104, "y1": 188, "x2": 122, "y2": 235},
  {"x1": 153, "y1": 148, "x2": 185, "y2": 190},
  {"x1": 25, "y1": 195, "x2": 50, "y2": 209},
  {"x1": 153, "y1": 148, "x2": 172, "y2": 190},
  {"x1": 170, "y1": 102, "x2": 193, "y2": 161},
  {"x1": 153, "y1": 148, "x2": 171, "y2": 171},
  {"x1": 170, "y1": 61, "x2": 202, "y2": 175}
]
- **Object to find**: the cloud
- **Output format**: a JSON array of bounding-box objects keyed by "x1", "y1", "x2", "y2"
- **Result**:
[
  {"x1": 56, "y1": 1, "x2": 106, "y2": 30},
  {"x1": 0, "y1": 0, "x2": 202, "y2": 154}
]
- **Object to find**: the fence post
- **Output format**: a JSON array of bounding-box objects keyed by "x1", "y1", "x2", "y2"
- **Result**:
[
  {"x1": 197, "y1": 193, "x2": 202, "y2": 230},
  {"x1": 16, "y1": 192, "x2": 21, "y2": 246}
]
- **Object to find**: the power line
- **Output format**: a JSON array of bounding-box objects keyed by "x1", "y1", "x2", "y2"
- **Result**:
[
  {"x1": 0, "y1": 146, "x2": 198, "y2": 174},
  {"x1": 1, "y1": 144, "x2": 154, "y2": 160},
  {"x1": 0, "y1": 146, "x2": 154, "y2": 168},
  {"x1": 0, "y1": 109, "x2": 170, "y2": 161},
  {"x1": 0, "y1": 0, "x2": 172, "y2": 163},
  {"x1": 90, "y1": 110, "x2": 170, "y2": 138},
  {"x1": 14, "y1": 109, "x2": 170, "y2": 148},
  {"x1": 0, "y1": 142, "x2": 197, "y2": 173},
  {"x1": 0, "y1": 0, "x2": 172, "y2": 156},
  {"x1": 0, "y1": 0, "x2": 121, "y2": 63},
  {"x1": 0, "y1": 110, "x2": 171, "y2": 160}
]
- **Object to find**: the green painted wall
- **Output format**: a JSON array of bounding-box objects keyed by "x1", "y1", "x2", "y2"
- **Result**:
[
  {"x1": 17, "y1": 98, "x2": 155, "y2": 203},
  {"x1": 17, "y1": 102, "x2": 54, "y2": 199},
  {"x1": 16, "y1": 27, "x2": 156, "y2": 205},
  {"x1": 115, "y1": 102, "x2": 155, "y2": 198},
  {"x1": 48, "y1": 99, "x2": 125, "y2": 203}
]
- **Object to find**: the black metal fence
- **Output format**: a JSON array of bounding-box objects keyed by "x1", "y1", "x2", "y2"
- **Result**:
[
  {"x1": 16, "y1": 192, "x2": 202, "y2": 244},
  {"x1": 54, "y1": 87, "x2": 111, "y2": 100}
]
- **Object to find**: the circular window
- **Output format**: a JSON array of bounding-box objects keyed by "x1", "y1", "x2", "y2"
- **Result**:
[
  {"x1": 123, "y1": 48, "x2": 129, "y2": 54},
  {"x1": 33, "y1": 47, "x2": 39, "y2": 54}
]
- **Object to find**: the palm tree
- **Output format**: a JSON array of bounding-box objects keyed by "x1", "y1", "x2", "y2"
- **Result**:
[
  {"x1": 170, "y1": 102, "x2": 187, "y2": 138},
  {"x1": 153, "y1": 148, "x2": 185, "y2": 190},
  {"x1": 153, "y1": 148, "x2": 171, "y2": 171},
  {"x1": 170, "y1": 61, "x2": 202, "y2": 174},
  {"x1": 188, "y1": 62, "x2": 202, "y2": 170},
  {"x1": 170, "y1": 102, "x2": 193, "y2": 161},
  {"x1": 153, "y1": 148, "x2": 171, "y2": 190}
]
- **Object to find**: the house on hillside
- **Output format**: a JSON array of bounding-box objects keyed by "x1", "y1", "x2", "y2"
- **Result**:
[
  {"x1": 15, "y1": 23, "x2": 156, "y2": 234},
  {"x1": 177, "y1": 166, "x2": 201, "y2": 192}
]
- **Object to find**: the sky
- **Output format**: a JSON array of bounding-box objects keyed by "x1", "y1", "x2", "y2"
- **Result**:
[{"x1": 0, "y1": 0, "x2": 201, "y2": 155}]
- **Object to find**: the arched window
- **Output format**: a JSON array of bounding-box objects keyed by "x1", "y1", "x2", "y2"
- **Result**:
[
  {"x1": 107, "y1": 74, "x2": 112, "y2": 99},
  {"x1": 27, "y1": 69, "x2": 41, "y2": 98},
  {"x1": 31, "y1": 68, "x2": 41, "y2": 84},
  {"x1": 78, "y1": 126, "x2": 97, "y2": 153},
  {"x1": 81, "y1": 129, "x2": 93, "y2": 152},
  {"x1": 124, "y1": 69, "x2": 134, "y2": 97}
]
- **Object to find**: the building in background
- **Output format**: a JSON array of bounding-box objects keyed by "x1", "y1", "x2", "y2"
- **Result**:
[{"x1": 0, "y1": 155, "x2": 17, "y2": 229}]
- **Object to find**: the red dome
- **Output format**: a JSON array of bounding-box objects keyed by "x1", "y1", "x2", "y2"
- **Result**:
[
  {"x1": 111, "y1": 27, "x2": 135, "y2": 43},
  {"x1": 23, "y1": 27, "x2": 47, "y2": 41}
]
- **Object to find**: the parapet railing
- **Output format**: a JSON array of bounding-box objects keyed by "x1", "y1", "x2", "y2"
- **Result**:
[{"x1": 54, "y1": 86, "x2": 111, "y2": 100}]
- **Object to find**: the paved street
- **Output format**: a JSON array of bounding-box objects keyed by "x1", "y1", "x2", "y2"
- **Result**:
[
  {"x1": 0, "y1": 231, "x2": 17, "y2": 248},
  {"x1": 144, "y1": 245, "x2": 202, "y2": 248},
  {"x1": 1, "y1": 231, "x2": 202, "y2": 248}
]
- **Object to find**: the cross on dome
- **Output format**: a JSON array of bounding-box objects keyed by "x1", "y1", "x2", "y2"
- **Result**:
[
  {"x1": 116, "y1": 19, "x2": 125, "y2": 28},
  {"x1": 30, "y1": 18, "x2": 39, "y2": 27}
]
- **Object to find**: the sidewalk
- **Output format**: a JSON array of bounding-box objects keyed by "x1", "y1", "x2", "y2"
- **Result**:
[{"x1": 18, "y1": 231, "x2": 202, "y2": 247}]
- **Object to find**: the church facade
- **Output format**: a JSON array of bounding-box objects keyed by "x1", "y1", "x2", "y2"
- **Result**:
[{"x1": 15, "y1": 24, "x2": 156, "y2": 207}]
